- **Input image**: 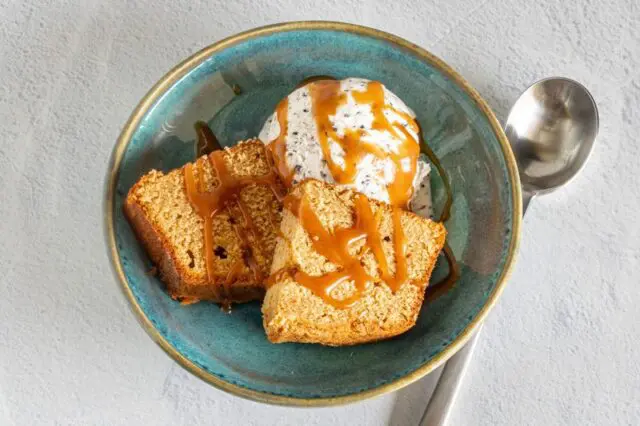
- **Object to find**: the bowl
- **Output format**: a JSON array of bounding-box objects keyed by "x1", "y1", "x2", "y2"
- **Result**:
[{"x1": 105, "y1": 21, "x2": 521, "y2": 406}]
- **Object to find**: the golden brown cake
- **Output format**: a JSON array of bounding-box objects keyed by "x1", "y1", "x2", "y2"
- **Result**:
[
  {"x1": 124, "y1": 140, "x2": 285, "y2": 304},
  {"x1": 262, "y1": 179, "x2": 446, "y2": 346}
]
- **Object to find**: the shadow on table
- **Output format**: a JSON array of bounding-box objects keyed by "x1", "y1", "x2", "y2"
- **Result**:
[{"x1": 386, "y1": 366, "x2": 443, "y2": 426}]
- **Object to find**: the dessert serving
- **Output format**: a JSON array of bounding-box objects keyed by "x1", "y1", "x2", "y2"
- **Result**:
[
  {"x1": 109, "y1": 22, "x2": 521, "y2": 403},
  {"x1": 124, "y1": 77, "x2": 450, "y2": 346}
]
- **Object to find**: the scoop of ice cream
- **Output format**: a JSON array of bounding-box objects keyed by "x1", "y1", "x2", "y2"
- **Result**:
[{"x1": 260, "y1": 77, "x2": 432, "y2": 214}]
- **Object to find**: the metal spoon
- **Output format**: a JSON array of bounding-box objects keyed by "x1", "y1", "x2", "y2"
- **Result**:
[{"x1": 420, "y1": 77, "x2": 599, "y2": 426}]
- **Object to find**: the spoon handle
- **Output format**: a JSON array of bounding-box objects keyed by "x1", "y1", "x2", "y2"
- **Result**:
[
  {"x1": 419, "y1": 192, "x2": 532, "y2": 426},
  {"x1": 419, "y1": 325, "x2": 484, "y2": 426}
]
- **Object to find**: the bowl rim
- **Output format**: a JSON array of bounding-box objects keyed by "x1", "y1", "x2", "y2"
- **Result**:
[{"x1": 104, "y1": 20, "x2": 522, "y2": 407}]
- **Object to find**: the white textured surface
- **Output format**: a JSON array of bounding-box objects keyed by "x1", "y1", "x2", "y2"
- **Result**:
[{"x1": 0, "y1": 0, "x2": 639, "y2": 424}]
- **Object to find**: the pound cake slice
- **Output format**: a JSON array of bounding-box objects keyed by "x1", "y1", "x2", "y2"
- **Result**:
[
  {"x1": 262, "y1": 179, "x2": 446, "y2": 346},
  {"x1": 124, "y1": 140, "x2": 285, "y2": 304}
]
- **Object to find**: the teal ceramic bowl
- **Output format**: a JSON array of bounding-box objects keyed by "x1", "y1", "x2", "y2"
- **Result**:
[{"x1": 105, "y1": 22, "x2": 521, "y2": 405}]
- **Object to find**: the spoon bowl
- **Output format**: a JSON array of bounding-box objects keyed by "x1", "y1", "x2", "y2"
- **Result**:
[{"x1": 505, "y1": 77, "x2": 599, "y2": 195}]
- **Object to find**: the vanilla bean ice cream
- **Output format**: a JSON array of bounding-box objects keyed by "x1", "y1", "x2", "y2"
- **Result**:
[{"x1": 260, "y1": 78, "x2": 433, "y2": 217}]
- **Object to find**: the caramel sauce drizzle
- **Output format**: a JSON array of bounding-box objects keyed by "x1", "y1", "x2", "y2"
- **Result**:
[
  {"x1": 309, "y1": 80, "x2": 420, "y2": 208},
  {"x1": 194, "y1": 120, "x2": 223, "y2": 156},
  {"x1": 283, "y1": 193, "x2": 409, "y2": 309},
  {"x1": 183, "y1": 147, "x2": 282, "y2": 301},
  {"x1": 263, "y1": 76, "x2": 458, "y2": 306},
  {"x1": 265, "y1": 267, "x2": 292, "y2": 289},
  {"x1": 266, "y1": 80, "x2": 420, "y2": 208},
  {"x1": 180, "y1": 76, "x2": 457, "y2": 308},
  {"x1": 425, "y1": 242, "x2": 459, "y2": 302}
]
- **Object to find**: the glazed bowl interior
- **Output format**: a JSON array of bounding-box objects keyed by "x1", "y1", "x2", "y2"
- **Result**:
[{"x1": 107, "y1": 22, "x2": 520, "y2": 405}]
